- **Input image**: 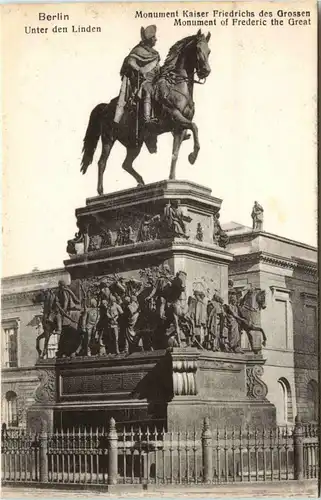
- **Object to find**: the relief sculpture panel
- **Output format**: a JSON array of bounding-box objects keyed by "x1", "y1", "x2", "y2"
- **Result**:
[{"x1": 36, "y1": 268, "x2": 269, "y2": 360}]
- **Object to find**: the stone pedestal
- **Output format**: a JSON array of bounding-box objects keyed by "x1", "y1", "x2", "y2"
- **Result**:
[
  {"x1": 27, "y1": 360, "x2": 57, "y2": 433},
  {"x1": 65, "y1": 180, "x2": 233, "y2": 302},
  {"x1": 27, "y1": 181, "x2": 276, "y2": 432},
  {"x1": 27, "y1": 348, "x2": 275, "y2": 432},
  {"x1": 167, "y1": 348, "x2": 276, "y2": 429}
]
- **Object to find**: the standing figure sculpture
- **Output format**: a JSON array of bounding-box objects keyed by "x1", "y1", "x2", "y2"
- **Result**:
[
  {"x1": 80, "y1": 28, "x2": 211, "y2": 195},
  {"x1": 206, "y1": 289, "x2": 225, "y2": 351},
  {"x1": 145, "y1": 264, "x2": 172, "y2": 320},
  {"x1": 105, "y1": 295, "x2": 123, "y2": 355},
  {"x1": 165, "y1": 271, "x2": 194, "y2": 347},
  {"x1": 223, "y1": 290, "x2": 244, "y2": 354},
  {"x1": 251, "y1": 201, "x2": 264, "y2": 231},
  {"x1": 81, "y1": 298, "x2": 99, "y2": 356},
  {"x1": 123, "y1": 295, "x2": 142, "y2": 353},
  {"x1": 213, "y1": 212, "x2": 229, "y2": 248},
  {"x1": 188, "y1": 290, "x2": 207, "y2": 346},
  {"x1": 163, "y1": 200, "x2": 191, "y2": 239}
]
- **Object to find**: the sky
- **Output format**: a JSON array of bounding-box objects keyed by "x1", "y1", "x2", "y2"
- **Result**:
[{"x1": 2, "y1": 1, "x2": 318, "y2": 277}]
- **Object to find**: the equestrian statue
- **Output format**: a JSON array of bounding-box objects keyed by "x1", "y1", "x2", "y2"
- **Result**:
[
  {"x1": 80, "y1": 26, "x2": 211, "y2": 195},
  {"x1": 237, "y1": 285, "x2": 267, "y2": 353}
]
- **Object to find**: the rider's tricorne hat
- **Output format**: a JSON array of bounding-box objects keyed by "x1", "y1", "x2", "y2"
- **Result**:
[{"x1": 141, "y1": 25, "x2": 157, "y2": 41}]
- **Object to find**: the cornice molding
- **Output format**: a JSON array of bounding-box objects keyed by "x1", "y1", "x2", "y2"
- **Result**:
[
  {"x1": 227, "y1": 230, "x2": 317, "y2": 253},
  {"x1": 233, "y1": 252, "x2": 317, "y2": 275},
  {"x1": 2, "y1": 267, "x2": 67, "y2": 284}
]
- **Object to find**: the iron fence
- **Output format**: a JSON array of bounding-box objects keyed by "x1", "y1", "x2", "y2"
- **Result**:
[
  {"x1": 1, "y1": 429, "x2": 40, "y2": 482},
  {"x1": 1, "y1": 418, "x2": 319, "y2": 486}
]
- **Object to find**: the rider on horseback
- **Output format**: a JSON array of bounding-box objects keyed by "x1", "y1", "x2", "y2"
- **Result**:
[{"x1": 114, "y1": 25, "x2": 160, "y2": 153}]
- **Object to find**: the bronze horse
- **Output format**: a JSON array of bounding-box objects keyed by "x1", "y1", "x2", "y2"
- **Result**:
[
  {"x1": 80, "y1": 30, "x2": 211, "y2": 195},
  {"x1": 238, "y1": 288, "x2": 267, "y2": 352},
  {"x1": 36, "y1": 289, "x2": 56, "y2": 358}
]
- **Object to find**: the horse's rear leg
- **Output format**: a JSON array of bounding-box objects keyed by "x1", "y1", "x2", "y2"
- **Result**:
[
  {"x1": 170, "y1": 131, "x2": 184, "y2": 180},
  {"x1": 170, "y1": 109, "x2": 200, "y2": 167},
  {"x1": 97, "y1": 139, "x2": 114, "y2": 196}
]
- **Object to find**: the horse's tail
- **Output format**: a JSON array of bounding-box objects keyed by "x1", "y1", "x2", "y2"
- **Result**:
[{"x1": 80, "y1": 103, "x2": 107, "y2": 174}]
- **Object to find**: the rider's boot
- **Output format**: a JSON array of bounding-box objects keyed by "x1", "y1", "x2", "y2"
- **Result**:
[
  {"x1": 144, "y1": 95, "x2": 157, "y2": 125},
  {"x1": 143, "y1": 96, "x2": 158, "y2": 154}
]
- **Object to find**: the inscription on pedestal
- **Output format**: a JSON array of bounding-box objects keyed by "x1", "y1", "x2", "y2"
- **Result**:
[{"x1": 60, "y1": 371, "x2": 147, "y2": 398}]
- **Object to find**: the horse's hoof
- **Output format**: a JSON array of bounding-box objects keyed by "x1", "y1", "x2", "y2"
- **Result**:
[
  {"x1": 137, "y1": 182, "x2": 145, "y2": 187},
  {"x1": 188, "y1": 152, "x2": 197, "y2": 165}
]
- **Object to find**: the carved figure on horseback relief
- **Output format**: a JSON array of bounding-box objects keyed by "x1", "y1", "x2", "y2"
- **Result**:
[{"x1": 80, "y1": 27, "x2": 211, "y2": 195}]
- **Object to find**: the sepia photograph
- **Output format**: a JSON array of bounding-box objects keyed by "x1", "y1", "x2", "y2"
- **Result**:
[{"x1": 1, "y1": 1, "x2": 319, "y2": 497}]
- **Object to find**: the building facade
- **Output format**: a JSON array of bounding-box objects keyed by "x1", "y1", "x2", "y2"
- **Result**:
[
  {"x1": 1, "y1": 227, "x2": 318, "y2": 427},
  {"x1": 1, "y1": 268, "x2": 69, "y2": 428},
  {"x1": 225, "y1": 223, "x2": 318, "y2": 425}
]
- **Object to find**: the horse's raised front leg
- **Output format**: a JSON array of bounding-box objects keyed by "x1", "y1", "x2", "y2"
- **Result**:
[
  {"x1": 170, "y1": 131, "x2": 185, "y2": 180},
  {"x1": 97, "y1": 139, "x2": 114, "y2": 196},
  {"x1": 260, "y1": 327, "x2": 267, "y2": 347},
  {"x1": 170, "y1": 109, "x2": 200, "y2": 166},
  {"x1": 36, "y1": 332, "x2": 45, "y2": 357},
  {"x1": 249, "y1": 325, "x2": 267, "y2": 347},
  {"x1": 122, "y1": 146, "x2": 144, "y2": 186}
]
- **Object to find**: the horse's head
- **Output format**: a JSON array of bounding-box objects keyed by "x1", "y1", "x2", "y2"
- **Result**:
[
  {"x1": 175, "y1": 270, "x2": 187, "y2": 290},
  {"x1": 256, "y1": 289, "x2": 266, "y2": 310},
  {"x1": 195, "y1": 30, "x2": 211, "y2": 80},
  {"x1": 162, "y1": 31, "x2": 211, "y2": 80},
  {"x1": 240, "y1": 286, "x2": 266, "y2": 311}
]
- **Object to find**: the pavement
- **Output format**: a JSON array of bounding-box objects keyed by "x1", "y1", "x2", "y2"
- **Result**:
[{"x1": 1, "y1": 480, "x2": 319, "y2": 498}]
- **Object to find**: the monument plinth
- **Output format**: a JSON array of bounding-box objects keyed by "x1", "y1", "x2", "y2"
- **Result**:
[
  {"x1": 27, "y1": 348, "x2": 275, "y2": 433},
  {"x1": 28, "y1": 180, "x2": 276, "y2": 432},
  {"x1": 65, "y1": 180, "x2": 232, "y2": 303}
]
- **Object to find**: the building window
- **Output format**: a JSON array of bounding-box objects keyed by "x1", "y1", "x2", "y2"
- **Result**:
[
  {"x1": 2, "y1": 321, "x2": 19, "y2": 368},
  {"x1": 4, "y1": 391, "x2": 18, "y2": 427},
  {"x1": 270, "y1": 287, "x2": 293, "y2": 350},
  {"x1": 278, "y1": 378, "x2": 293, "y2": 423},
  {"x1": 307, "y1": 380, "x2": 318, "y2": 422}
]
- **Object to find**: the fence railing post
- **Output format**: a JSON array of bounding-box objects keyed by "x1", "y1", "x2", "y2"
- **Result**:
[
  {"x1": 202, "y1": 417, "x2": 212, "y2": 483},
  {"x1": 293, "y1": 416, "x2": 304, "y2": 480},
  {"x1": 108, "y1": 417, "x2": 118, "y2": 485},
  {"x1": 39, "y1": 424, "x2": 48, "y2": 483}
]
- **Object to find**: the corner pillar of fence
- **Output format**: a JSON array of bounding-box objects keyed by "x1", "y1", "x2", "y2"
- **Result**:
[
  {"x1": 202, "y1": 417, "x2": 212, "y2": 483},
  {"x1": 108, "y1": 417, "x2": 118, "y2": 485},
  {"x1": 293, "y1": 415, "x2": 304, "y2": 480},
  {"x1": 39, "y1": 423, "x2": 49, "y2": 483}
]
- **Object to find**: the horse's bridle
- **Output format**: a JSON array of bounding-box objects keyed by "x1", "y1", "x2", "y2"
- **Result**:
[{"x1": 162, "y1": 70, "x2": 206, "y2": 86}]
